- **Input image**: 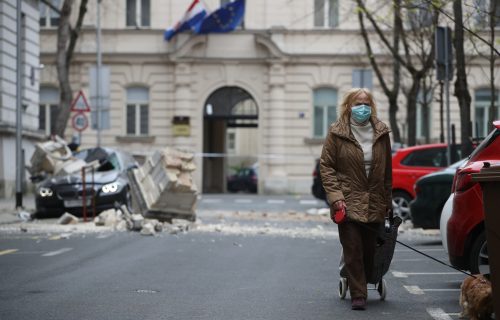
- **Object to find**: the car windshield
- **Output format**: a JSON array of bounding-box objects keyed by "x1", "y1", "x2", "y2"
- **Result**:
[
  {"x1": 73, "y1": 148, "x2": 120, "y2": 172},
  {"x1": 469, "y1": 128, "x2": 500, "y2": 161}
]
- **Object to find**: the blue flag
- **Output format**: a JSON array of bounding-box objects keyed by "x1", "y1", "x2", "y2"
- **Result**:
[{"x1": 194, "y1": 0, "x2": 245, "y2": 34}]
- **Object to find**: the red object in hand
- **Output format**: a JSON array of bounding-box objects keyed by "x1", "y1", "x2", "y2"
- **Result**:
[{"x1": 333, "y1": 207, "x2": 347, "y2": 224}]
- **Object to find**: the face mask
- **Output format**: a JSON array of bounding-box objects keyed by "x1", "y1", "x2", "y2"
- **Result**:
[{"x1": 351, "y1": 104, "x2": 372, "y2": 123}]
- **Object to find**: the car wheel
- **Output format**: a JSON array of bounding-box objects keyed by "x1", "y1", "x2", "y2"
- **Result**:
[
  {"x1": 392, "y1": 191, "x2": 412, "y2": 221},
  {"x1": 469, "y1": 232, "x2": 490, "y2": 275}
]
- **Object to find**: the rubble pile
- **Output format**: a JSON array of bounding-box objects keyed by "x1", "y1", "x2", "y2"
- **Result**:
[{"x1": 128, "y1": 147, "x2": 198, "y2": 222}]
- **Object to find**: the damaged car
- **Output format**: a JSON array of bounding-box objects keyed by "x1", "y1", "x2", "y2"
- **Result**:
[{"x1": 34, "y1": 147, "x2": 138, "y2": 218}]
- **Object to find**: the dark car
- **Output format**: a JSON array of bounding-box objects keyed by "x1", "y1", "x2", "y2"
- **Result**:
[
  {"x1": 227, "y1": 164, "x2": 258, "y2": 193},
  {"x1": 35, "y1": 147, "x2": 138, "y2": 218},
  {"x1": 409, "y1": 158, "x2": 466, "y2": 229},
  {"x1": 312, "y1": 159, "x2": 326, "y2": 202}
]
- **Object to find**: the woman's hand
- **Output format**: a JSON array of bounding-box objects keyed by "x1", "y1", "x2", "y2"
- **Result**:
[{"x1": 332, "y1": 200, "x2": 346, "y2": 211}]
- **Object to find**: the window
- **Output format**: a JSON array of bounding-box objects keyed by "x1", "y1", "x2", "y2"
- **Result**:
[
  {"x1": 126, "y1": 0, "x2": 150, "y2": 27},
  {"x1": 313, "y1": 88, "x2": 337, "y2": 138},
  {"x1": 407, "y1": 0, "x2": 433, "y2": 29},
  {"x1": 474, "y1": 0, "x2": 500, "y2": 27},
  {"x1": 39, "y1": 87, "x2": 59, "y2": 135},
  {"x1": 401, "y1": 148, "x2": 447, "y2": 167},
  {"x1": 126, "y1": 87, "x2": 149, "y2": 135},
  {"x1": 39, "y1": 0, "x2": 60, "y2": 27},
  {"x1": 352, "y1": 69, "x2": 373, "y2": 89},
  {"x1": 475, "y1": 89, "x2": 499, "y2": 137},
  {"x1": 314, "y1": 0, "x2": 339, "y2": 28}
]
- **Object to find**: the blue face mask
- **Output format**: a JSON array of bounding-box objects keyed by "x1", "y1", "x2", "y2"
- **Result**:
[{"x1": 351, "y1": 104, "x2": 372, "y2": 123}]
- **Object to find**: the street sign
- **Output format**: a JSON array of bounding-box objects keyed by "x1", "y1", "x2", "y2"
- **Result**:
[
  {"x1": 71, "y1": 90, "x2": 91, "y2": 112},
  {"x1": 71, "y1": 113, "x2": 89, "y2": 132}
]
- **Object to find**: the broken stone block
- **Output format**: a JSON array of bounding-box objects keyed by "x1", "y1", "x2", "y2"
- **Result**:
[
  {"x1": 126, "y1": 214, "x2": 144, "y2": 231},
  {"x1": 94, "y1": 209, "x2": 121, "y2": 227},
  {"x1": 140, "y1": 223, "x2": 156, "y2": 236},
  {"x1": 58, "y1": 212, "x2": 79, "y2": 225}
]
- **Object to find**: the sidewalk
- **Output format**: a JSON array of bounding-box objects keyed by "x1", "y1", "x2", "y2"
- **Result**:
[{"x1": 0, "y1": 195, "x2": 35, "y2": 224}]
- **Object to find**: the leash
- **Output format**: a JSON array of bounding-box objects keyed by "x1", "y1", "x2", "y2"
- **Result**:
[{"x1": 345, "y1": 210, "x2": 477, "y2": 279}]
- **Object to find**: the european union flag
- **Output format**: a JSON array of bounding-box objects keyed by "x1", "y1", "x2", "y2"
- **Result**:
[{"x1": 194, "y1": 0, "x2": 245, "y2": 34}]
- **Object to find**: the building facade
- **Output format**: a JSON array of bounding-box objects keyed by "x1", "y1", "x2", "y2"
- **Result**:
[
  {"x1": 35, "y1": 0, "x2": 499, "y2": 195},
  {"x1": 0, "y1": 0, "x2": 43, "y2": 198}
]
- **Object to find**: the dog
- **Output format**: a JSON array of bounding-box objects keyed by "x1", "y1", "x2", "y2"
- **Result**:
[{"x1": 459, "y1": 274, "x2": 494, "y2": 320}]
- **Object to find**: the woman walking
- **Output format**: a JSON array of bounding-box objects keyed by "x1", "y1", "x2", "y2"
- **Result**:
[{"x1": 320, "y1": 88, "x2": 392, "y2": 310}]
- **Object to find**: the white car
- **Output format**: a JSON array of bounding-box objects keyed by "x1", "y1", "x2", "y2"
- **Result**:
[{"x1": 439, "y1": 193, "x2": 455, "y2": 253}]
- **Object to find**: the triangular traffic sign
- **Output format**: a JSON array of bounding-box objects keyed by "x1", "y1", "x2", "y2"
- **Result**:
[{"x1": 71, "y1": 90, "x2": 91, "y2": 112}]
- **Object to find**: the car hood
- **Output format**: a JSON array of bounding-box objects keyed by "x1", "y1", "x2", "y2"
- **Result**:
[{"x1": 43, "y1": 171, "x2": 120, "y2": 187}]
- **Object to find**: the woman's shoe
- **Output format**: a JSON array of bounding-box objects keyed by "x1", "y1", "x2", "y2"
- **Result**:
[{"x1": 351, "y1": 297, "x2": 366, "y2": 310}]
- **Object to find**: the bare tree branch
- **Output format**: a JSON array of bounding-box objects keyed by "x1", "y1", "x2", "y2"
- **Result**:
[{"x1": 40, "y1": 0, "x2": 61, "y2": 15}]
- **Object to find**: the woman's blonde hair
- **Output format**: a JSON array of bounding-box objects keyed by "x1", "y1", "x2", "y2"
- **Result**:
[{"x1": 338, "y1": 88, "x2": 377, "y2": 122}]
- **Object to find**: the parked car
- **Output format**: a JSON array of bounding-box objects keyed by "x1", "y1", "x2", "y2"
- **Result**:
[
  {"x1": 312, "y1": 159, "x2": 327, "y2": 202},
  {"x1": 439, "y1": 193, "x2": 455, "y2": 253},
  {"x1": 392, "y1": 143, "x2": 461, "y2": 221},
  {"x1": 447, "y1": 121, "x2": 500, "y2": 274},
  {"x1": 409, "y1": 158, "x2": 466, "y2": 229},
  {"x1": 35, "y1": 147, "x2": 138, "y2": 218},
  {"x1": 227, "y1": 164, "x2": 258, "y2": 193}
]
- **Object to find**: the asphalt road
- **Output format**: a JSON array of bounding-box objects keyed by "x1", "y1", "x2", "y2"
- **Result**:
[{"x1": 0, "y1": 214, "x2": 466, "y2": 320}]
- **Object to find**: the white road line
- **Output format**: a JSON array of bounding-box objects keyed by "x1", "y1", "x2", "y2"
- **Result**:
[
  {"x1": 404, "y1": 285, "x2": 460, "y2": 295},
  {"x1": 202, "y1": 199, "x2": 222, "y2": 203},
  {"x1": 392, "y1": 271, "x2": 462, "y2": 278},
  {"x1": 427, "y1": 308, "x2": 454, "y2": 320},
  {"x1": 267, "y1": 199, "x2": 285, "y2": 204},
  {"x1": 300, "y1": 200, "x2": 318, "y2": 205},
  {"x1": 392, "y1": 259, "x2": 424, "y2": 262},
  {"x1": 404, "y1": 285, "x2": 424, "y2": 295},
  {"x1": 42, "y1": 248, "x2": 73, "y2": 257},
  {"x1": 235, "y1": 199, "x2": 252, "y2": 203},
  {"x1": 0, "y1": 249, "x2": 18, "y2": 256}
]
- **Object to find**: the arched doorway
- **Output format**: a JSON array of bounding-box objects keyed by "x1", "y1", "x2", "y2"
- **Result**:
[{"x1": 202, "y1": 86, "x2": 259, "y2": 193}]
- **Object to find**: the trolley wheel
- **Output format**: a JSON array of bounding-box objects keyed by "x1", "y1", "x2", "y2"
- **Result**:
[
  {"x1": 377, "y1": 279, "x2": 387, "y2": 300},
  {"x1": 338, "y1": 277, "x2": 348, "y2": 299}
]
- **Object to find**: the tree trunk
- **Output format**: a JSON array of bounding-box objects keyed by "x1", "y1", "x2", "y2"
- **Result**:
[
  {"x1": 406, "y1": 76, "x2": 421, "y2": 146},
  {"x1": 54, "y1": 0, "x2": 74, "y2": 137},
  {"x1": 453, "y1": 0, "x2": 473, "y2": 156},
  {"x1": 488, "y1": 0, "x2": 497, "y2": 130}
]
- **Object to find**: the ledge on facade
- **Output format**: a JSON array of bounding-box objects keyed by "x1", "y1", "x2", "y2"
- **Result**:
[
  {"x1": 303, "y1": 137, "x2": 325, "y2": 145},
  {"x1": 0, "y1": 123, "x2": 47, "y2": 141},
  {"x1": 115, "y1": 135, "x2": 156, "y2": 144}
]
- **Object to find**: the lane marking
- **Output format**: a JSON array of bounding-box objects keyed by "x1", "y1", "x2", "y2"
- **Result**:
[
  {"x1": 404, "y1": 285, "x2": 460, "y2": 295},
  {"x1": 392, "y1": 271, "x2": 462, "y2": 278},
  {"x1": 42, "y1": 248, "x2": 73, "y2": 257},
  {"x1": 235, "y1": 199, "x2": 252, "y2": 204},
  {"x1": 0, "y1": 249, "x2": 18, "y2": 256},
  {"x1": 427, "y1": 308, "x2": 454, "y2": 320},
  {"x1": 202, "y1": 199, "x2": 222, "y2": 203},
  {"x1": 267, "y1": 199, "x2": 285, "y2": 204},
  {"x1": 299, "y1": 200, "x2": 318, "y2": 205},
  {"x1": 404, "y1": 285, "x2": 424, "y2": 295}
]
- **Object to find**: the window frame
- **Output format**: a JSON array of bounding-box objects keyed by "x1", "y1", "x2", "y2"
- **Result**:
[
  {"x1": 126, "y1": 0, "x2": 151, "y2": 28},
  {"x1": 313, "y1": 87, "x2": 338, "y2": 138},
  {"x1": 39, "y1": 87, "x2": 60, "y2": 135},
  {"x1": 39, "y1": 0, "x2": 61, "y2": 28},
  {"x1": 126, "y1": 87, "x2": 149, "y2": 136},
  {"x1": 474, "y1": 88, "x2": 500, "y2": 138},
  {"x1": 314, "y1": 0, "x2": 339, "y2": 28}
]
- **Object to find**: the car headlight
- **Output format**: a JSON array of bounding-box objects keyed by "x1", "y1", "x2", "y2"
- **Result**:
[
  {"x1": 101, "y1": 182, "x2": 120, "y2": 194},
  {"x1": 38, "y1": 187, "x2": 53, "y2": 197}
]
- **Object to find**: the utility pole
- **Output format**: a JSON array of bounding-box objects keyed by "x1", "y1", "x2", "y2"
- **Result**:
[
  {"x1": 16, "y1": 0, "x2": 23, "y2": 208},
  {"x1": 96, "y1": 0, "x2": 102, "y2": 147}
]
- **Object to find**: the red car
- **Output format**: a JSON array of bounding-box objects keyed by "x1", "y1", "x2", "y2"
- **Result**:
[
  {"x1": 392, "y1": 143, "x2": 461, "y2": 221},
  {"x1": 447, "y1": 121, "x2": 500, "y2": 274}
]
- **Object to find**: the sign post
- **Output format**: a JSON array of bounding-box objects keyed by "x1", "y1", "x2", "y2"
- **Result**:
[{"x1": 71, "y1": 90, "x2": 91, "y2": 145}]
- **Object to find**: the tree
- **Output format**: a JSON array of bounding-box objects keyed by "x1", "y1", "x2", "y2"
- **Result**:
[
  {"x1": 452, "y1": 0, "x2": 473, "y2": 156},
  {"x1": 357, "y1": 0, "x2": 402, "y2": 143},
  {"x1": 53, "y1": 0, "x2": 89, "y2": 137},
  {"x1": 356, "y1": 0, "x2": 439, "y2": 146}
]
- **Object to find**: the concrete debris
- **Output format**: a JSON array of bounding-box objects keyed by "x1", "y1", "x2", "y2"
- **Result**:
[
  {"x1": 128, "y1": 147, "x2": 198, "y2": 222},
  {"x1": 94, "y1": 209, "x2": 122, "y2": 227},
  {"x1": 58, "y1": 213, "x2": 79, "y2": 225},
  {"x1": 18, "y1": 210, "x2": 33, "y2": 222},
  {"x1": 140, "y1": 222, "x2": 156, "y2": 236},
  {"x1": 126, "y1": 214, "x2": 145, "y2": 231}
]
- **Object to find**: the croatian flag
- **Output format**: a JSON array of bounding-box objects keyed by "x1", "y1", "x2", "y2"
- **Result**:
[{"x1": 164, "y1": 0, "x2": 207, "y2": 41}]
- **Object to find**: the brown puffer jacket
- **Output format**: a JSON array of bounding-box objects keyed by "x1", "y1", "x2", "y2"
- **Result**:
[{"x1": 320, "y1": 117, "x2": 392, "y2": 223}]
